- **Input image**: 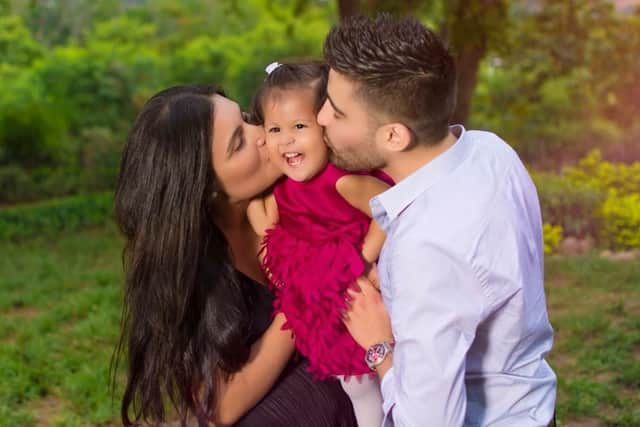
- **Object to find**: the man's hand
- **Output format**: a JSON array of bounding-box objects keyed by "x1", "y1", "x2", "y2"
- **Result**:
[{"x1": 343, "y1": 274, "x2": 393, "y2": 351}]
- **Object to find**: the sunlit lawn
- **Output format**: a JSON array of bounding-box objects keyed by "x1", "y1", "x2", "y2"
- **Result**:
[
  {"x1": 545, "y1": 255, "x2": 640, "y2": 426},
  {"x1": 0, "y1": 225, "x2": 123, "y2": 427},
  {"x1": 0, "y1": 225, "x2": 638, "y2": 426}
]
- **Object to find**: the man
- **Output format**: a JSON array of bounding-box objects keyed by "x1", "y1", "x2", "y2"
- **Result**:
[{"x1": 317, "y1": 14, "x2": 557, "y2": 427}]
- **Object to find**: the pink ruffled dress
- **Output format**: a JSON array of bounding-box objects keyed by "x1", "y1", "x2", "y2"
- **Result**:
[{"x1": 262, "y1": 162, "x2": 392, "y2": 380}]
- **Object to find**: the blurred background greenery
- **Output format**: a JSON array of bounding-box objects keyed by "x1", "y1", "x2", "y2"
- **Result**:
[{"x1": 1, "y1": 0, "x2": 639, "y2": 426}]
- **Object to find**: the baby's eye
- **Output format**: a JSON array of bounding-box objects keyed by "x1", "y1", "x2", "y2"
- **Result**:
[
  {"x1": 269, "y1": 127, "x2": 280, "y2": 133},
  {"x1": 295, "y1": 123, "x2": 306, "y2": 129}
]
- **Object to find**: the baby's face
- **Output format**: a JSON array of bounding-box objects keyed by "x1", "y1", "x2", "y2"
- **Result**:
[{"x1": 262, "y1": 88, "x2": 329, "y2": 182}]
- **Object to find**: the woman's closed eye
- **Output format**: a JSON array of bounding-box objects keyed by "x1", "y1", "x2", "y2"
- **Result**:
[{"x1": 232, "y1": 127, "x2": 246, "y2": 154}]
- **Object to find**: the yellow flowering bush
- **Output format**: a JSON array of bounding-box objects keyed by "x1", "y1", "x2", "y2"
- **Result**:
[
  {"x1": 543, "y1": 223, "x2": 563, "y2": 255},
  {"x1": 564, "y1": 149, "x2": 640, "y2": 196},
  {"x1": 534, "y1": 150, "x2": 640, "y2": 249},
  {"x1": 600, "y1": 191, "x2": 640, "y2": 250}
]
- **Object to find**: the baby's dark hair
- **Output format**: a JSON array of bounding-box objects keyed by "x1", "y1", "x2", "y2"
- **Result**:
[{"x1": 251, "y1": 61, "x2": 329, "y2": 124}]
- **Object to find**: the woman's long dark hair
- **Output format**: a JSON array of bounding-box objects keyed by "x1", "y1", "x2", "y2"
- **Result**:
[{"x1": 112, "y1": 85, "x2": 252, "y2": 426}]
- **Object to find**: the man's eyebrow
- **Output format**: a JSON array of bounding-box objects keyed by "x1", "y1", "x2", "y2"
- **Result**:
[
  {"x1": 327, "y1": 93, "x2": 346, "y2": 116},
  {"x1": 226, "y1": 125, "x2": 242, "y2": 157}
]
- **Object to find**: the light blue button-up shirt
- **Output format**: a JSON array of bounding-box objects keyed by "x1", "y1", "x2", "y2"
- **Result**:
[{"x1": 371, "y1": 125, "x2": 557, "y2": 427}]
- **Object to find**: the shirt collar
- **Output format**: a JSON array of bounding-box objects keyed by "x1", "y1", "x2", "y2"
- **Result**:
[{"x1": 371, "y1": 125, "x2": 470, "y2": 229}]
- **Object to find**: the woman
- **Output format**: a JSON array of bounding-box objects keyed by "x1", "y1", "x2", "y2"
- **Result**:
[{"x1": 113, "y1": 84, "x2": 358, "y2": 426}]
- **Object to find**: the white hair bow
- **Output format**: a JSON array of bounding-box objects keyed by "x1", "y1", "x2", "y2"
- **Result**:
[{"x1": 265, "y1": 62, "x2": 282, "y2": 75}]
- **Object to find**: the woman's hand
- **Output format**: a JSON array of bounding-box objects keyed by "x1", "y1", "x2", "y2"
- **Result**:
[{"x1": 214, "y1": 313, "x2": 294, "y2": 426}]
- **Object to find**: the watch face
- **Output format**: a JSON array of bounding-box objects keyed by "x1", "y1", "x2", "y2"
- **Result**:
[{"x1": 366, "y1": 343, "x2": 386, "y2": 365}]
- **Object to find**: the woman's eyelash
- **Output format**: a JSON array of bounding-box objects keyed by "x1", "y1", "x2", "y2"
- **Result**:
[{"x1": 237, "y1": 129, "x2": 246, "y2": 151}]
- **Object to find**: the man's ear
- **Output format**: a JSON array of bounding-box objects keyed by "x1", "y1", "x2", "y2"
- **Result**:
[{"x1": 375, "y1": 123, "x2": 413, "y2": 153}]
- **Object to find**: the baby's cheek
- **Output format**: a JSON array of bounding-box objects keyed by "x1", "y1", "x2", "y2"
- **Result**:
[{"x1": 264, "y1": 142, "x2": 283, "y2": 168}]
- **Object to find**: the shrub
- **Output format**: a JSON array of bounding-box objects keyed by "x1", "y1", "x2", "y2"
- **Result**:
[
  {"x1": 600, "y1": 191, "x2": 640, "y2": 250},
  {"x1": 564, "y1": 150, "x2": 640, "y2": 196},
  {"x1": 0, "y1": 70, "x2": 69, "y2": 168},
  {"x1": 0, "y1": 165, "x2": 36, "y2": 204},
  {"x1": 78, "y1": 127, "x2": 122, "y2": 191},
  {"x1": 533, "y1": 172, "x2": 605, "y2": 239},
  {"x1": 0, "y1": 192, "x2": 113, "y2": 241},
  {"x1": 543, "y1": 223, "x2": 563, "y2": 255}
]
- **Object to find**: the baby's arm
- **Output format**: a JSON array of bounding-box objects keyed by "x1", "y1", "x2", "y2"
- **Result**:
[
  {"x1": 247, "y1": 193, "x2": 279, "y2": 237},
  {"x1": 336, "y1": 174, "x2": 390, "y2": 265}
]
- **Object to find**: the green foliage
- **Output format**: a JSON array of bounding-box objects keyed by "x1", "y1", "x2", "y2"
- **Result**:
[
  {"x1": 470, "y1": 0, "x2": 640, "y2": 162},
  {"x1": 0, "y1": 165, "x2": 34, "y2": 204},
  {"x1": 77, "y1": 127, "x2": 122, "y2": 191},
  {"x1": 535, "y1": 150, "x2": 640, "y2": 248},
  {"x1": 0, "y1": 0, "x2": 335, "y2": 202},
  {"x1": 533, "y1": 171, "x2": 605, "y2": 238},
  {"x1": 0, "y1": 15, "x2": 42, "y2": 66},
  {"x1": 543, "y1": 223, "x2": 563, "y2": 254},
  {"x1": 0, "y1": 192, "x2": 113, "y2": 241},
  {"x1": 0, "y1": 69, "x2": 69, "y2": 168},
  {"x1": 601, "y1": 191, "x2": 640, "y2": 250},
  {"x1": 564, "y1": 150, "x2": 640, "y2": 196}
]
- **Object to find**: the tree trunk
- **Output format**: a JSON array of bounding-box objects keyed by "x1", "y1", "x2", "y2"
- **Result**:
[
  {"x1": 451, "y1": 43, "x2": 487, "y2": 125},
  {"x1": 447, "y1": 0, "x2": 505, "y2": 125}
]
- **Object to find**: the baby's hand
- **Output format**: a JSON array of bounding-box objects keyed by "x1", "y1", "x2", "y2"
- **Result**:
[
  {"x1": 363, "y1": 262, "x2": 380, "y2": 291},
  {"x1": 247, "y1": 197, "x2": 265, "y2": 214},
  {"x1": 247, "y1": 197, "x2": 270, "y2": 237}
]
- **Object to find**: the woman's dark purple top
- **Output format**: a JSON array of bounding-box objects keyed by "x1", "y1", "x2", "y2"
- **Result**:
[{"x1": 233, "y1": 273, "x2": 357, "y2": 427}]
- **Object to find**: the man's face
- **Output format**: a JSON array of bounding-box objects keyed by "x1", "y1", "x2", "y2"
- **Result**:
[{"x1": 317, "y1": 69, "x2": 386, "y2": 171}]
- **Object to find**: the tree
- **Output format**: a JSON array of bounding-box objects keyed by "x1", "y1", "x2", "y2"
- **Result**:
[
  {"x1": 445, "y1": 0, "x2": 507, "y2": 124},
  {"x1": 0, "y1": 15, "x2": 42, "y2": 66},
  {"x1": 470, "y1": 0, "x2": 640, "y2": 164}
]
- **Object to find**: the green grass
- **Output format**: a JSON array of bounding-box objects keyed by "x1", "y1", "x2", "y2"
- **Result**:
[
  {"x1": 0, "y1": 224, "x2": 123, "y2": 427},
  {"x1": 546, "y1": 254, "x2": 640, "y2": 426},
  {"x1": 0, "y1": 225, "x2": 638, "y2": 426}
]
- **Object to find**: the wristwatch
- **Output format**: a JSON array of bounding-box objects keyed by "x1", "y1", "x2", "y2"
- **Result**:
[{"x1": 365, "y1": 341, "x2": 394, "y2": 371}]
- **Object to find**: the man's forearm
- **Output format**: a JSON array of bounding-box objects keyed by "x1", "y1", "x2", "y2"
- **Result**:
[{"x1": 375, "y1": 353, "x2": 393, "y2": 380}]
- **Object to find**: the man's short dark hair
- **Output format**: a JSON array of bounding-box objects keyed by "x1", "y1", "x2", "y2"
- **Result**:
[{"x1": 324, "y1": 14, "x2": 457, "y2": 145}]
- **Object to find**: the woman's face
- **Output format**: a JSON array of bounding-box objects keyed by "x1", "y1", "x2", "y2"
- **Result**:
[{"x1": 211, "y1": 95, "x2": 282, "y2": 202}]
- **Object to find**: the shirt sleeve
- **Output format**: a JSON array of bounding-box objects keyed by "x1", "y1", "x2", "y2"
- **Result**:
[{"x1": 381, "y1": 240, "x2": 487, "y2": 427}]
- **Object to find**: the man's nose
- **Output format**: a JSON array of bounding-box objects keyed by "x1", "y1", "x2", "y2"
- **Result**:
[{"x1": 317, "y1": 99, "x2": 330, "y2": 126}]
